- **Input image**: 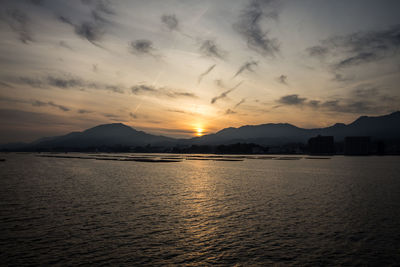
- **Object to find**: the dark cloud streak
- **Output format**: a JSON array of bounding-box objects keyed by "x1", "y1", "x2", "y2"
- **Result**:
[
  {"x1": 131, "y1": 84, "x2": 197, "y2": 99},
  {"x1": 234, "y1": 0, "x2": 280, "y2": 57},
  {"x1": 308, "y1": 25, "x2": 400, "y2": 69},
  {"x1": 233, "y1": 60, "x2": 258, "y2": 78},
  {"x1": 3, "y1": 9, "x2": 33, "y2": 44},
  {"x1": 211, "y1": 81, "x2": 243, "y2": 104},
  {"x1": 199, "y1": 40, "x2": 227, "y2": 59},
  {"x1": 161, "y1": 14, "x2": 179, "y2": 31},
  {"x1": 198, "y1": 64, "x2": 216, "y2": 84}
]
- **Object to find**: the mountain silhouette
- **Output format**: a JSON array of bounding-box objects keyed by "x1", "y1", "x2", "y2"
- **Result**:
[
  {"x1": 1, "y1": 111, "x2": 399, "y2": 150},
  {"x1": 190, "y1": 111, "x2": 400, "y2": 145},
  {"x1": 27, "y1": 123, "x2": 175, "y2": 149}
]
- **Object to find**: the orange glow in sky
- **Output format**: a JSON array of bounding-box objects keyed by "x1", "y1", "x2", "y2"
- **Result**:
[{"x1": 196, "y1": 127, "x2": 204, "y2": 137}]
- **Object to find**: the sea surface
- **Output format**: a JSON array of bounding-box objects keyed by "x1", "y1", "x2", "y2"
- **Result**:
[{"x1": 0, "y1": 153, "x2": 400, "y2": 266}]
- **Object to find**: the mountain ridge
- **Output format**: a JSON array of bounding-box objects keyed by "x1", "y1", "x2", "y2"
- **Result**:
[{"x1": 1, "y1": 111, "x2": 400, "y2": 150}]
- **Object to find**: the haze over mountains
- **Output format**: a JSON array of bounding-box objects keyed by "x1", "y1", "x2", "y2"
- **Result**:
[{"x1": 1, "y1": 111, "x2": 400, "y2": 151}]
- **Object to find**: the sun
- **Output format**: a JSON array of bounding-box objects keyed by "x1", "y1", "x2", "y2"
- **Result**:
[{"x1": 195, "y1": 127, "x2": 204, "y2": 137}]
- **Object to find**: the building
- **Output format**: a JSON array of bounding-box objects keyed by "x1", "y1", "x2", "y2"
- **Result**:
[
  {"x1": 344, "y1": 136, "x2": 371, "y2": 155},
  {"x1": 308, "y1": 135, "x2": 334, "y2": 155}
]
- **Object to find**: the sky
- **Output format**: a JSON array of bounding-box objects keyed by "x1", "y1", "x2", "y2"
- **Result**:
[{"x1": 0, "y1": 0, "x2": 399, "y2": 143}]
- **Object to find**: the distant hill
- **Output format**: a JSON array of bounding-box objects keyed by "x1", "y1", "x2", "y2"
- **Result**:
[
  {"x1": 1, "y1": 111, "x2": 399, "y2": 151},
  {"x1": 20, "y1": 123, "x2": 175, "y2": 150},
  {"x1": 189, "y1": 111, "x2": 400, "y2": 145}
]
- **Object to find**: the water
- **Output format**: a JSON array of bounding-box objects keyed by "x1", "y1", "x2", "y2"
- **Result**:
[{"x1": 1, "y1": 154, "x2": 400, "y2": 265}]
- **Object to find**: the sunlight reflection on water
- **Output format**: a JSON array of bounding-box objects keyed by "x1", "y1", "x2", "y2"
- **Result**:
[{"x1": 1, "y1": 154, "x2": 400, "y2": 265}]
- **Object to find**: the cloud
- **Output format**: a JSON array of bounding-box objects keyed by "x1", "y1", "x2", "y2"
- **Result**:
[
  {"x1": 3, "y1": 9, "x2": 33, "y2": 44},
  {"x1": 308, "y1": 100, "x2": 320, "y2": 108},
  {"x1": 47, "y1": 76, "x2": 83, "y2": 89},
  {"x1": 198, "y1": 64, "x2": 216, "y2": 84},
  {"x1": 130, "y1": 40, "x2": 160, "y2": 58},
  {"x1": 161, "y1": 14, "x2": 179, "y2": 31},
  {"x1": 214, "y1": 79, "x2": 225, "y2": 88},
  {"x1": 352, "y1": 84, "x2": 380, "y2": 98},
  {"x1": 102, "y1": 113, "x2": 121, "y2": 121},
  {"x1": 78, "y1": 109, "x2": 92, "y2": 114},
  {"x1": 131, "y1": 84, "x2": 197, "y2": 99},
  {"x1": 104, "y1": 85, "x2": 124, "y2": 93},
  {"x1": 167, "y1": 109, "x2": 189, "y2": 114},
  {"x1": 318, "y1": 99, "x2": 382, "y2": 114},
  {"x1": 307, "y1": 24, "x2": 400, "y2": 69},
  {"x1": 11, "y1": 74, "x2": 124, "y2": 93},
  {"x1": 74, "y1": 22, "x2": 105, "y2": 44},
  {"x1": 58, "y1": 1, "x2": 115, "y2": 47},
  {"x1": 17, "y1": 77, "x2": 45, "y2": 88},
  {"x1": 32, "y1": 100, "x2": 70, "y2": 111},
  {"x1": 234, "y1": 98, "x2": 246, "y2": 108},
  {"x1": 277, "y1": 74, "x2": 287, "y2": 85},
  {"x1": 0, "y1": 96, "x2": 71, "y2": 112},
  {"x1": 234, "y1": 0, "x2": 280, "y2": 57},
  {"x1": 131, "y1": 84, "x2": 157, "y2": 94},
  {"x1": 306, "y1": 45, "x2": 329, "y2": 58},
  {"x1": 335, "y1": 52, "x2": 379, "y2": 69},
  {"x1": 332, "y1": 73, "x2": 353, "y2": 82},
  {"x1": 199, "y1": 40, "x2": 227, "y2": 59},
  {"x1": 93, "y1": 0, "x2": 115, "y2": 15},
  {"x1": 58, "y1": 15, "x2": 105, "y2": 46},
  {"x1": 225, "y1": 109, "x2": 237, "y2": 115},
  {"x1": 0, "y1": 81, "x2": 13, "y2": 88},
  {"x1": 211, "y1": 81, "x2": 243, "y2": 104},
  {"x1": 59, "y1": 40, "x2": 73, "y2": 50},
  {"x1": 277, "y1": 94, "x2": 306, "y2": 105},
  {"x1": 274, "y1": 87, "x2": 397, "y2": 114},
  {"x1": 233, "y1": 60, "x2": 258, "y2": 78}
]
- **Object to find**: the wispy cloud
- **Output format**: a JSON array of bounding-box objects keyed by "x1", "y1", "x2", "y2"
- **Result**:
[
  {"x1": 198, "y1": 64, "x2": 216, "y2": 84},
  {"x1": 214, "y1": 79, "x2": 225, "y2": 88},
  {"x1": 234, "y1": 0, "x2": 280, "y2": 57},
  {"x1": 161, "y1": 14, "x2": 179, "y2": 31},
  {"x1": 277, "y1": 74, "x2": 288, "y2": 85},
  {"x1": 129, "y1": 112, "x2": 138, "y2": 119},
  {"x1": 275, "y1": 87, "x2": 398, "y2": 114},
  {"x1": 130, "y1": 39, "x2": 160, "y2": 58},
  {"x1": 211, "y1": 81, "x2": 243, "y2": 104},
  {"x1": 306, "y1": 45, "x2": 329, "y2": 58},
  {"x1": 199, "y1": 40, "x2": 227, "y2": 59},
  {"x1": 32, "y1": 100, "x2": 70, "y2": 111},
  {"x1": 0, "y1": 95, "x2": 71, "y2": 112},
  {"x1": 58, "y1": 15, "x2": 105, "y2": 47},
  {"x1": 234, "y1": 98, "x2": 246, "y2": 108},
  {"x1": 3, "y1": 9, "x2": 33, "y2": 44},
  {"x1": 225, "y1": 108, "x2": 237, "y2": 115},
  {"x1": 233, "y1": 60, "x2": 258, "y2": 78},
  {"x1": 277, "y1": 94, "x2": 306, "y2": 106},
  {"x1": 57, "y1": 1, "x2": 115, "y2": 47},
  {"x1": 78, "y1": 109, "x2": 92, "y2": 114},
  {"x1": 11, "y1": 74, "x2": 125, "y2": 93},
  {"x1": 307, "y1": 24, "x2": 400, "y2": 69},
  {"x1": 131, "y1": 84, "x2": 197, "y2": 99}
]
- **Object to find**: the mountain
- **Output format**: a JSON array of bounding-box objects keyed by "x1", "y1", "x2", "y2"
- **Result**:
[
  {"x1": 189, "y1": 111, "x2": 400, "y2": 145},
  {"x1": 25, "y1": 123, "x2": 175, "y2": 149},
  {"x1": 1, "y1": 111, "x2": 399, "y2": 151}
]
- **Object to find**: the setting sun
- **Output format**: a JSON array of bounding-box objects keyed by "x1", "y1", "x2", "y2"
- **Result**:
[{"x1": 196, "y1": 127, "x2": 204, "y2": 137}]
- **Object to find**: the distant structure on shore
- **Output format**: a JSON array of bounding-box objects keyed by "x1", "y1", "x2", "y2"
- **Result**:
[
  {"x1": 344, "y1": 136, "x2": 371, "y2": 155},
  {"x1": 308, "y1": 135, "x2": 334, "y2": 155}
]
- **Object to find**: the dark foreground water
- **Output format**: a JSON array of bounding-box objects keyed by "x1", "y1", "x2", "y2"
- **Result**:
[{"x1": 1, "y1": 153, "x2": 400, "y2": 266}]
